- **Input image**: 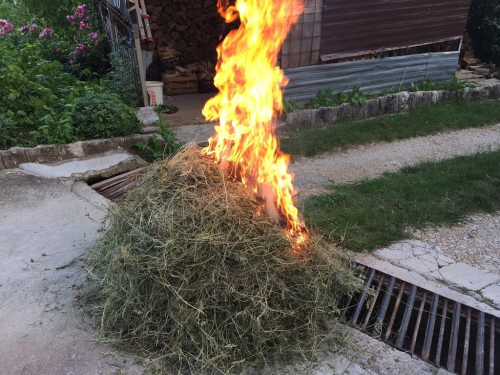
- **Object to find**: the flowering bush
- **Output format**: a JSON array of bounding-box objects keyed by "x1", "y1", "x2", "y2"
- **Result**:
[{"x1": 0, "y1": 2, "x2": 139, "y2": 148}]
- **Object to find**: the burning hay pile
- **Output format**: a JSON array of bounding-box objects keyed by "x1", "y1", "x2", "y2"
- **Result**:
[{"x1": 86, "y1": 146, "x2": 362, "y2": 372}]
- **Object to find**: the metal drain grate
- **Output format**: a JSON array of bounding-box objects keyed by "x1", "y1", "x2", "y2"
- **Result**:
[{"x1": 343, "y1": 266, "x2": 499, "y2": 375}]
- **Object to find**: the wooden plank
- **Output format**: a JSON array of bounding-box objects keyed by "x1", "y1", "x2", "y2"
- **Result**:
[
  {"x1": 89, "y1": 167, "x2": 146, "y2": 190},
  {"x1": 163, "y1": 75, "x2": 198, "y2": 83}
]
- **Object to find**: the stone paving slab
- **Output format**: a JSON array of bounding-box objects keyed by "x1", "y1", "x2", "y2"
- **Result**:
[
  {"x1": 430, "y1": 262, "x2": 500, "y2": 291},
  {"x1": 478, "y1": 284, "x2": 500, "y2": 305}
]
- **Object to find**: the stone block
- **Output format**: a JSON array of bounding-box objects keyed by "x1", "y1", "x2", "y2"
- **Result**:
[
  {"x1": 24, "y1": 144, "x2": 64, "y2": 164},
  {"x1": 0, "y1": 152, "x2": 6, "y2": 169},
  {"x1": 396, "y1": 91, "x2": 410, "y2": 112},
  {"x1": 380, "y1": 94, "x2": 398, "y2": 115},
  {"x1": 431, "y1": 263, "x2": 499, "y2": 291},
  {"x1": 136, "y1": 106, "x2": 160, "y2": 126},
  {"x1": 80, "y1": 138, "x2": 122, "y2": 156},
  {"x1": 409, "y1": 91, "x2": 425, "y2": 109},
  {"x1": 488, "y1": 84, "x2": 500, "y2": 99},
  {"x1": 63, "y1": 141, "x2": 85, "y2": 159},
  {"x1": 440, "y1": 90, "x2": 459, "y2": 104},
  {"x1": 314, "y1": 106, "x2": 340, "y2": 127},
  {"x1": 351, "y1": 103, "x2": 365, "y2": 120},
  {"x1": 337, "y1": 103, "x2": 352, "y2": 120},
  {"x1": 463, "y1": 87, "x2": 488, "y2": 102},
  {"x1": 364, "y1": 98, "x2": 381, "y2": 118},
  {"x1": 0, "y1": 147, "x2": 28, "y2": 169},
  {"x1": 285, "y1": 109, "x2": 313, "y2": 130},
  {"x1": 429, "y1": 90, "x2": 442, "y2": 104}
]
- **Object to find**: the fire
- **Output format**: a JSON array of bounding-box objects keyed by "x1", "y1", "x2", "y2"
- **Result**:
[{"x1": 202, "y1": 0, "x2": 308, "y2": 248}]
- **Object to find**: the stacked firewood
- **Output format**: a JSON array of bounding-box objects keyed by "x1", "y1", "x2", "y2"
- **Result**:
[{"x1": 143, "y1": 0, "x2": 223, "y2": 64}]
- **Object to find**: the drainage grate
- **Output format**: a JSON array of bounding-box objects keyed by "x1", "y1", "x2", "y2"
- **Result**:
[
  {"x1": 89, "y1": 167, "x2": 145, "y2": 201},
  {"x1": 343, "y1": 266, "x2": 499, "y2": 375}
]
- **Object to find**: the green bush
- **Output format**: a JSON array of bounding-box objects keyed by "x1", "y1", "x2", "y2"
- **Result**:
[
  {"x1": 0, "y1": 114, "x2": 19, "y2": 149},
  {"x1": 467, "y1": 0, "x2": 500, "y2": 66},
  {"x1": 73, "y1": 91, "x2": 141, "y2": 140}
]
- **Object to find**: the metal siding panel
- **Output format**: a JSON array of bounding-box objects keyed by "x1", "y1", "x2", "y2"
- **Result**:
[
  {"x1": 320, "y1": 0, "x2": 472, "y2": 60},
  {"x1": 283, "y1": 52, "x2": 459, "y2": 102}
]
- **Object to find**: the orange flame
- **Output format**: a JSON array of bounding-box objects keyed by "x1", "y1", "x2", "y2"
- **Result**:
[{"x1": 202, "y1": 0, "x2": 308, "y2": 249}]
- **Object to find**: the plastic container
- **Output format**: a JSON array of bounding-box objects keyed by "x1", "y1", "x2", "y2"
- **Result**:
[{"x1": 145, "y1": 81, "x2": 163, "y2": 106}]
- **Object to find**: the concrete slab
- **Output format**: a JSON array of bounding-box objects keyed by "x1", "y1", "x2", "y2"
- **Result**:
[
  {"x1": 136, "y1": 106, "x2": 159, "y2": 126},
  {"x1": 431, "y1": 262, "x2": 500, "y2": 291},
  {"x1": 19, "y1": 153, "x2": 142, "y2": 179}
]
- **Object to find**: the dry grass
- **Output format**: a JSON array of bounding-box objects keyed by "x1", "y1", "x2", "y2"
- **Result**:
[{"x1": 85, "y1": 145, "x2": 362, "y2": 373}]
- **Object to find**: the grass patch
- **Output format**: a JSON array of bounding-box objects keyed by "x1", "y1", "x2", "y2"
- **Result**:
[
  {"x1": 304, "y1": 150, "x2": 500, "y2": 251},
  {"x1": 281, "y1": 100, "x2": 500, "y2": 157}
]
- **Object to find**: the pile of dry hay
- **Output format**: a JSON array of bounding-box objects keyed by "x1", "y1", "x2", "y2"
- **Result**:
[{"x1": 86, "y1": 145, "x2": 362, "y2": 373}]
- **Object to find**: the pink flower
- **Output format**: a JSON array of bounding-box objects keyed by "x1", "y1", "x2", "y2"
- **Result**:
[
  {"x1": 71, "y1": 22, "x2": 77, "y2": 27},
  {"x1": 56, "y1": 48, "x2": 61, "y2": 53},
  {"x1": 69, "y1": 60, "x2": 75, "y2": 66},
  {"x1": 19, "y1": 25, "x2": 30, "y2": 33},
  {"x1": 39, "y1": 28, "x2": 52, "y2": 39},
  {"x1": 90, "y1": 31, "x2": 99, "y2": 40},
  {"x1": 0, "y1": 21, "x2": 14, "y2": 36},
  {"x1": 66, "y1": 15, "x2": 75, "y2": 21},
  {"x1": 74, "y1": 43, "x2": 90, "y2": 57},
  {"x1": 31, "y1": 24, "x2": 38, "y2": 30},
  {"x1": 79, "y1": 22, "x2": 89, "y2": 30}
]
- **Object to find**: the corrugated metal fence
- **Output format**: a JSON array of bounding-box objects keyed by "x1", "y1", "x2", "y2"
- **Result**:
[{"x1": 283, "y1": 51, "x2": 460, "y2": 102}]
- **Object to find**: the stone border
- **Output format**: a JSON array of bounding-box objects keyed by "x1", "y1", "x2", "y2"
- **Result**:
[
  {"x1": 280, "y1": 84, "x2": 500, "y2": 132},
  {"x1": 0, "y1": 134, "x2": 156, "y2": 170}
]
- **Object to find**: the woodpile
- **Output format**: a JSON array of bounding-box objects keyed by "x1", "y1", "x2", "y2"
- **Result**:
[
  {"x1": 459, "y1": 32, "x2": 499, "y2": 79},
  {"x1": 162, "y1": 60, "x2": 216, "y2": 95},
  {"x1": 142, "y1": 0, "x2": 223, "y2": 65}
]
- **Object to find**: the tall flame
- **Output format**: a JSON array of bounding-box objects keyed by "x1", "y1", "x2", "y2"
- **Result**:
[{"x1": 202, "y1": 0, "x2": 307, "y2": 248}]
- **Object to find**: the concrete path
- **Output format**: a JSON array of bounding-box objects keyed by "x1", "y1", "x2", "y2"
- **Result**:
[{"x1": 0, "y1": 157, "x2": 146, "y2": 374}]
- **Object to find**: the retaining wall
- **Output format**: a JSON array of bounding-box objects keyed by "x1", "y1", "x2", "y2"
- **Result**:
[
  {"x1": 0, "y1": 134, "x2": 156, "y2": 171},
  {"x1": 280, "y1": 84, "x2": 500, "y2": 132}
]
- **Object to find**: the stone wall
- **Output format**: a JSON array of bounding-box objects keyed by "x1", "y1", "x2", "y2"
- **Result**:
[{"x1": 280, "y1": 85, "x2": 500, "y2": 132}]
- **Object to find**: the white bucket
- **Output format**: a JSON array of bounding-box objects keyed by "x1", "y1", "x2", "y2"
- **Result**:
[{"x1": 145, "y1": 81, "x2": 163, "y2": 106}]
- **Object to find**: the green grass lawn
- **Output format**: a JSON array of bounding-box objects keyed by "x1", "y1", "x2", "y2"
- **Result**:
[
  {"x1": 303, "y1": 150, "x2": 500, "y2": 252},
  {"x1": 280, "y1": 100, "x2": 500, "y2": 157}
]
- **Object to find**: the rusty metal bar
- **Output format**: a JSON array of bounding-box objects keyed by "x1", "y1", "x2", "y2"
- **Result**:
[
  {"x1": 410, "y1": 291, "x2": 427, "y2": 354},
  {"x1": 476, "y1": 311, "x2": 485, "y2": 375},
  {"x1": 447, "y1": 302, "x2": 461, "y2": 372},
  {"x1": 490, "y1": 317, "x2": 495, "y2": 375},
  {"x1": 435, "y1": 299, "x2": 449, "y2": 366},
  {"x1": 362, "y1": 274, "x2": 385, "y2": 330},
  {"x1": 350, "y1": 268, "x2": 375, "y2": 325},
  {"x1": 462, "y1": 308, "x2": 472, "y2": 375},
  {"x1": 385, "y1": 281, "x2": 406, "y2": 341},
  {"x1": 422, "y1": 293, "x2": 439, "y2": 361},
  {"x1": 396, "y1": 284, "x2": 417, "y2": 348},
  {"x1": 375, "y1": 276, "x2": 396, "y2": 334}
]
